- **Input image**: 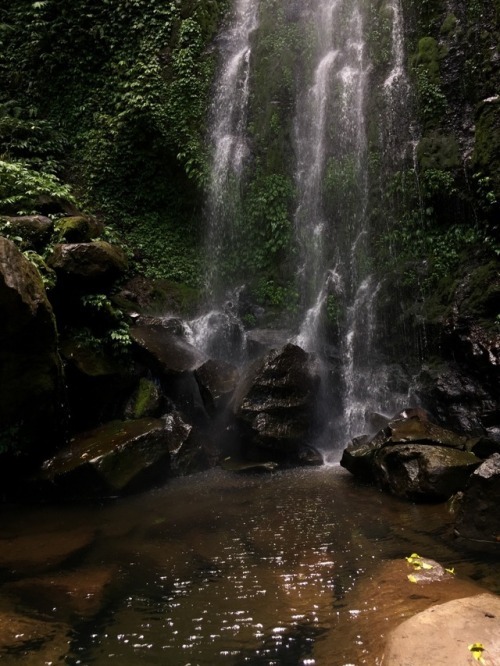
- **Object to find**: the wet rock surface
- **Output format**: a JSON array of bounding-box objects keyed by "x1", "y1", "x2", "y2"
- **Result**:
[
  {"x1": 382, "y1": 593, "x2": 500, "y2": 666},
  {"x1": 130, "y1": 324, "x2": 206, "y2": 375},
  {"x1": 233, "y1": 343, "x2": 321, "y2": 464},
  {"x1": 41, "y1": 418, "x2": 178, "y2": 497},
  {"x1": 0, "y1": 528, "x2": 95, "y2": 574},
  {"x1": 0, "y1": 610, "x2": 70, "y2": 664},
  {"x1": 455, "y1": 453, "x2": 500, "y2": 548},
  {"x1": 341, "y1": 412, "x2": 482, "y2": 499},
  {"x1": 195, "y1": 358, "x2": 239, "y2": 414}
]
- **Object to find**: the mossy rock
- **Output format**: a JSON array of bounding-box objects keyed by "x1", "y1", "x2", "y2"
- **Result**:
[
  {"x1": 124, "y1": 378, "x2": 163, "y2": 419},
  {"x1": 473, "y1": 97, "x2": 500, "y2": 204},
  {"x1": 55, "y1": 216, "x2": 104, "y2": 243},
  {"x1": 417, "y1": 132, "x2": 460, "y2": 170},
  {"x1": 412, "y1": 36, "x2": 443, "y2": 82},
  {"x1": 440, "y1": 13, "x2": 458, "y2": 36}
]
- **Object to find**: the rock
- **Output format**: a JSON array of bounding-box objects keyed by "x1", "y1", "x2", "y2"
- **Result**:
[
  {"x1": 0, "y1": 215, "x2": 53, "y2": 250},
  {"x1": 61, "y1": 336, "x2": 138, "y2": 431},
  {"x1": 0, "y1": 610, "x2": 70, "y2": 664},
  {"x1": 124, "y1": 377, "x2": 163, "y2": 419},
  {"x1": 169, "y1": 425, "x2": 218, "y2": 475},
  {"x1": 4, "y1": 566, "x2": 115, "y2": 619},
  {"x1": 195, "y1": 359, "x2": 239, "y2": 414},
  {"x1": 41, "y1": 417, "x2": 180, "y2": 497},
  {"x1": 382, "y1": 593, "x2": 500, "y2": 666},
  {"x1": 375, "y1": 444, "x2": 481, "y2": 500},
  {"x1": 341, "y1": 413, "x2": 482, "y2": 499},
  {"x1": 246, "y1": 328, "x2": 292, "y2": 358},
  {"x1": 130, "y1": 324, "x2": 206, "y2": 375},
  {"x1": 454, "y1": 453, "x2": 500, "y2": 547},
  {"x1": 312, "y1": 557, "x2": 485, "y2": 665},
  {"x1": 54, "y1": 215, "x2": 104, "y2": 243},
  {"x1": 0, "y1": 237, "x2": 65, "y2": 464},
  {"x1": 220, "y1": 456, "x2": 279, "y2": 472},
  {"x1": 0, "y1": 528, "x2": 95, "y2": 574},
  {"x1": 48, "y1": 241, "x2": 128, "y2": 287},
  {"x1": 233, "y1": 344, "x2": 321, "y2": 464}
]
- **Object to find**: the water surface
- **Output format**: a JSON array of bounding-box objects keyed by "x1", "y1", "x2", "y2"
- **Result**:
[{"x1": 1, "y1": 466, "x2": 498, "y2": 665}]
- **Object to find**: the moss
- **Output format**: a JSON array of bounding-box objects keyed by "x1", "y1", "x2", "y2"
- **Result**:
[
  {"x1": 473, "y1": 99, "x2": 500, "y2": 202},
  {"x1": 412, "y1": 37, "x2": 443, "y2": 82},
  {"x1": 417, "y1": 133, "x2": 460, "y2": 171},
  {"x1": 440, "y1": 13, "x2": 458, "y2": 35},
  {"x1": 129, "y1": 378, "x2": 161, "y2": 419}
]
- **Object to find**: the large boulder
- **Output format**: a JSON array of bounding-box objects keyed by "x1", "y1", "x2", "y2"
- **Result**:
[
  {"x1": 195, "y1": 359, "x2": 239, "y2": 415},
  {"x1": 382, "y1": 593, "x2": 500, "y2": 666},
  {"x1": 130, "y1": 324, "x2": 206, "y2": 375},
  {"x1": 341, "y1": 412, "x2": 481, "y2": 500},
  {"x1": 233, "y1": 344, "x2": 321, "y2": 464},
  {"x1": 374, "y1": 443, "x2": 481, "y2": 501},
  {"x1": 0, "y1": 237, "x2": 65, "y2": 463},
  {"x1": 48, "y1": 241, "x2": 128, "y2": 288},
  {"x1": 54, "y1": 215, "x2": 104, "y2": 243},
  {"x1": 454, "y1": 453, "x2": 500, "y2": 548},
  {"x1": 41, "y1": 416, "x2": 190, "y2": 497}
]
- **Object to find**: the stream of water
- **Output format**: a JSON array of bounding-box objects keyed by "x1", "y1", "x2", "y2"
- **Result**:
[{"x1": 1, "y1": 467, "x2": 499, "y2": 665}]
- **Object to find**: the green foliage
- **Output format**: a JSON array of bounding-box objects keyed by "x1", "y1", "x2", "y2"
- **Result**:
[
  {"x1": 80, "y1": 294, "x2": 132, "y2": 353},
  {"x1": 413, "y1": 67, "x2": 447, "y2": 127},
  {"x1": 0, "y1": 159, "x2": 74, "y2": 213},
  {"x1": 254, "y1": 278, "x2": 299, "y2": 312}
]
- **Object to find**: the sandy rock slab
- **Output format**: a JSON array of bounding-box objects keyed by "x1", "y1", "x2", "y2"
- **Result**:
[
  {"x1": 0, "y1": 610, "x2": 70, "y2": 665},
  {"x1": 0, "y1": 528, "x2": 95, "y2": 574},
  {"x1": 382, "y1": 593, "x2": 500, "y2": 666},
  {"x1": 4, "y1": 566, "x2": 115, "y2": 619}
]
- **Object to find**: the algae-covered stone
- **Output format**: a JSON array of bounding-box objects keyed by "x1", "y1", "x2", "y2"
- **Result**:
[
  {"x1": 0, "y1": 215, "x2": 53, "y2": 250},
  {"x1": 125, "y1": 377, "x2": 163, "y2": 419},
  {"x1": 54, "y1": 215, "x2": 104, "y2": 243}
]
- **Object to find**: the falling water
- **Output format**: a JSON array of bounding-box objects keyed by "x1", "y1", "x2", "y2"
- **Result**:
[
  {"x1": 293, "y1": 0, "x2": 375, "y2": 443},
  {"x1": 194, "y1": 0, "x2": 258, "y2": 361}
]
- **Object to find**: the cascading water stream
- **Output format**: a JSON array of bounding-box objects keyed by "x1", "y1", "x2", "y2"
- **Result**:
[{"x1": 191, "y1": 0, "x2": 259, "y2": 362}]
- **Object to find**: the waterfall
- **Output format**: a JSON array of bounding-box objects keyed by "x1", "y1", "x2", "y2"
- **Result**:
[
  {"x1": 193, "y1": 0, "x2": 414, "y2": 443},
  {"x1": 203, "y1": 0, "x2": 258, "y2": 302},
  {"x1": 193, "y1": 0, "x2": 258, "y2": 362}
]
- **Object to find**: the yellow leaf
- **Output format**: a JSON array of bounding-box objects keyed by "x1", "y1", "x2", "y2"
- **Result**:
[
  {"x1": 407, "y1": 574, "x2": 418, "y2": 583},
  {"x1": 421, "y1": 562, "x2": 433, "y2": 570},
  {"x1": 445, "y1": 567, "x2": 455, "y2": 575},
  {"x1": 468, "y1": 643, "x2": 486, "y2": 664}
]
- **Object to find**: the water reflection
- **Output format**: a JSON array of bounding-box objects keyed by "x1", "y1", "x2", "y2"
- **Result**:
[{"x1": 0, "y1": 467, "x2": 498, "y2": 665}]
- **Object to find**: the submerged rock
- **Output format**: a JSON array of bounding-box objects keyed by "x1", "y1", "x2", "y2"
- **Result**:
[
  {"x1": 41, "y1": 417, "x2": 178, "y2": 497},
  {"x1": 0, "y1": 609, "x2": 70, "y2": 664},
  {"x1": 233, "y1": 343, "x2": 321, "y2": 465},
  {"x1": 454, "y1": 453, "x2": 500, "y2": 548}
]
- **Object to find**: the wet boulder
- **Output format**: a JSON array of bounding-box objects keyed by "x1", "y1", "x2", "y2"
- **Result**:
[
  {"x1": 454, "y1": 453, "x2": 500, "y2": 548},
  {"x1": 374, "y1": 443, "x2": 481, "y2": 501},
  {"x1": 341, "y1": 412, "x2": 482, "y2": 499},
  {"x1": 130, "y1": 324, "x2": 206, "y2": 375},
  {"x1": 195, "y1": 358, "x2": 239, "y2": 415},
  {"x1": 124, "y1": 377, "x2": 163, "y2": 419},
  {"x1": 233, "y1": 343, "x2": 321, "y2": 464},
  {"x1": 48, "y1": 241, "x2": 128, "y2": 288},
  {"x1": 0, "y1": 237, "x2": 65, "y2": 463},
  {"x1": 41, "y1": 417, "x2": 189, "y2": 498}
]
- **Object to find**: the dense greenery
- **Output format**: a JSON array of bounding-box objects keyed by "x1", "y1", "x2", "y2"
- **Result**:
[{"x1": 0, "y1": 0, "x2": 228, "y2": 286}]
